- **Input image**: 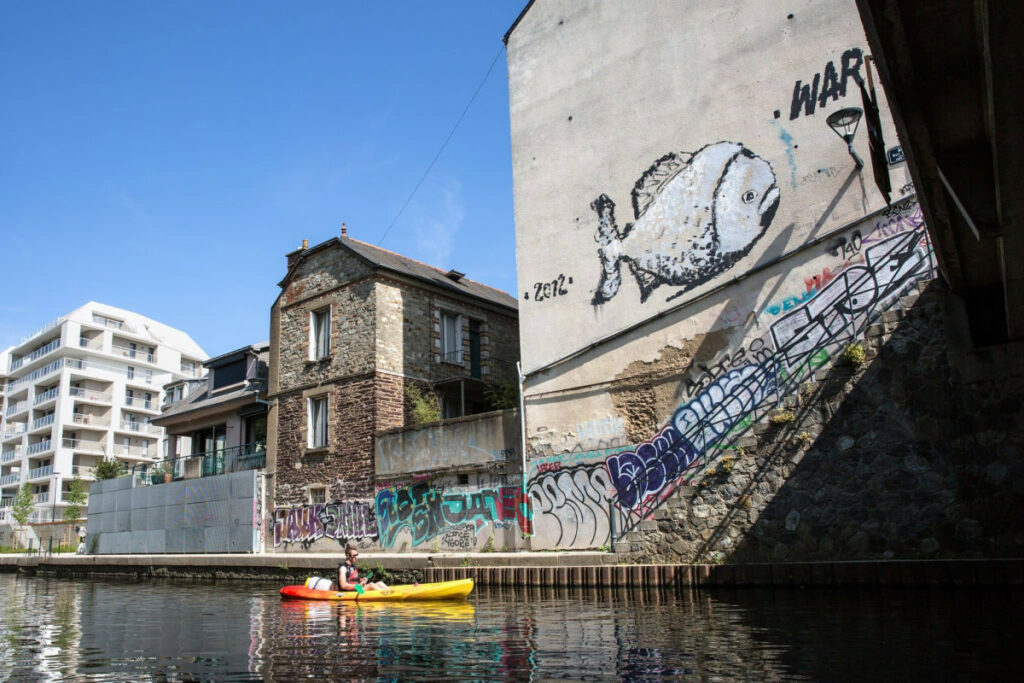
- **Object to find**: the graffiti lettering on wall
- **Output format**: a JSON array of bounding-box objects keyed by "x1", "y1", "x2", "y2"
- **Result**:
[
  {"x1": 784, "y1": 48, "x2": 864, "y2": 120},
  {"x1": 528, "y1": 463, "x2": 625, "y2": 548},
  {"x1": 524, "y1": 274, "x2": 573, "y2": 302},
  {"x1": 375, "y1": 483, "x2": 531, "y2": 548},
  {"x1": 611, "y1": 213, "x2": 933, "y2": 523},
  {"x1": 273, "y1": 501, "x2": 376, "y2": 548},
  {"x1": 682, "y1": 339, "x2": 774, "y2": 399},
  {"x1": 442, "y1": 524, "x2": 476, "y2": 550},
  {"x1": 577, "y1": 416, "x2": 625, "y2": 440},
  {"x1": 590, "y1": 142, "x2": 781, "y2": 304}
]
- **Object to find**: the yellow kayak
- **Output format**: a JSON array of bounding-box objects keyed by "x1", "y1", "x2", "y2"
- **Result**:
[{"x1": 280, "y1": 578, "x2": 474, "y2": 602}]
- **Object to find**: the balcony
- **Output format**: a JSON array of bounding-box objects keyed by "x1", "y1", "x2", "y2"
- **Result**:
[
  {"x1": 26, "y1": 440, "x2": 53, "y2": 456},
  {"x1": 30, "y1": 414, "x2": 55, "y2": 433},
  {"x1": 0, "y1": 509, "x2": 9, "y2": 523},
  {"x1": 111, "y1": 344, "x2": 155, "y2": 364},
  {"x1": 7, "y1": 358, "x2": 66, "y2": 392},
  {"x1": 112, "y1": 443, "x2": 154, "y2": 460},
  {"x1": 1, "y1": 447, "x2": 20, "y2": 463},
  {"x1": 70, "y1": 387, "x2": 112, "y2": 404},
  {"x1": 70, "y1": 412, "x2": 111, "y2": 428},
  {"x1": 28, "y1": 509, "x2": 59, "y2": 523},
  {"x1": 32, "y1": 491, "x2": 49, "y2": 503},
  {"x1": 91, "y1": 314, "x2": 133, "y2": 332},
  {"x1": 5, "y1": 400, "x2": 27, "y2": 418},
  {"x1": 33, "y1": 387, "x2": 59, "y2": 406},
  {"x1": 123, "y1": 396, "x2": 157, "y2": 411},
  {"x1": 63, "y1": 438, "x2": 106, "y2": 454},
  {"x1": 117, "y1": 420, "x2": 161, "y2": 436},
  {"x1": 28, "y1": 464, "x2": 53, "y2": 481},
  {"x1": 180, "y1": 363, "x2": 203, "y2": 378},
  {"x1": 71, "y1": 465, "x2": 96, "y2": 480},
  {"x1": 27, "y1": 338, "x2": 62, "y2": 364},
  {"x1": 9, "y1": 357, "x2": 23, "y2": 372},
  {"x1": 78, "y1": 336, "x2": 103, "y2": 351},
  {"x1": 0, "y1": 473, "x2": 20, "y2": 487},
  {"x1": 132, "y1": 440, "x2": 266, "y2": 485},
  {"x1": 3, "y1": 426, "x2": 26, "y2": 442}
]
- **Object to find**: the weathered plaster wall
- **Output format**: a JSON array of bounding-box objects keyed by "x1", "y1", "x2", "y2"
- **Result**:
[{"x1": 376, "y1": 409, "x2": 519, "y2": 477}]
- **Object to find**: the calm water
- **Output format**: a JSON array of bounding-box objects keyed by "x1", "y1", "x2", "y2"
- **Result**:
[{"x1": 0, "y1": 572, "x2": 1020, "y2": 681}]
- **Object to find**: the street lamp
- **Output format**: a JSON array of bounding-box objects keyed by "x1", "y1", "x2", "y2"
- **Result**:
[{"x1": 826, "y1": 107, "x2": 864, "y2": 168}]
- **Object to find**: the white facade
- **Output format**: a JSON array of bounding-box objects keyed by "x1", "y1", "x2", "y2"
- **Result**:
[{"x1": 0, "y1": 303, "x2": 206, "y2": 523}]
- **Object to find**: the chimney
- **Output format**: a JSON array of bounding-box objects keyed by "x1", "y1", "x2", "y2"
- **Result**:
[
  {"x1": 341, "y1": 222, "x2": 347, "y2": 237},
  {"x1": 286, "y1": 239, "x2": 309, "y2": 269}
]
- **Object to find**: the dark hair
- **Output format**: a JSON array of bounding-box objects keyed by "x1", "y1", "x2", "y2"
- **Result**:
[{"x1": 345, "y1": 544, "x2": 358, "y2": 555}]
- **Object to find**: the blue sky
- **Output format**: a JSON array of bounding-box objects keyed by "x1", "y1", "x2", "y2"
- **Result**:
[{"x1": 0, "y1": 1, "x2": 527, "y2": 357}]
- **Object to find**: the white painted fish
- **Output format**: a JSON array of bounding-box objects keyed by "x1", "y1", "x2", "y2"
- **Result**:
[{"x1": 591, "y1": 141, "x2": 781, "y2": 304}]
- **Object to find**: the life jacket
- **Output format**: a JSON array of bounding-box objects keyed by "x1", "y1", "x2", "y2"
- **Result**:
[{"x1": 339, "y1": 562, "x2": 359, "y2": 587}]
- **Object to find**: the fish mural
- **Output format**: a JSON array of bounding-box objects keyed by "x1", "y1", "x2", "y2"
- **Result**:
[{"x1": 591, "y1": 142, "x2": 781, "y2": 304}]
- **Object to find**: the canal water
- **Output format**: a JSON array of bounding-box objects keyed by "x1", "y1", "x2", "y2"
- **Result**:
[{"x1": 0, "y1": 573, "x2": 1020, "y2": 680}]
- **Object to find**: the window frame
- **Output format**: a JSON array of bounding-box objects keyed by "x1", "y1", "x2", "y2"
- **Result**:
[
  {"x1": 308, "y1": 486, "x2": 327, "y2": 505},
  {"x1": 307, "y1": 394, "x2": 329, "y2": 449},
  {"x1": 440, "y1": 311, "x2": 462, "y2": 364},
  {"x1": 310, "y1": 306, "x2": 331, "y2": 360}
]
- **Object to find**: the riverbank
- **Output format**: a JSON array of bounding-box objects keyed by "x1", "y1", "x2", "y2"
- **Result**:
[{"x1": 2, "y1": 552, "x2": 1022, "y2": 587}]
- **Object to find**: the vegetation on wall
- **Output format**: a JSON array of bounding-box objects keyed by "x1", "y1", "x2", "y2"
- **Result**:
[
  {"x1": 483, "y1": 380, "x2": 519, "y2": 411},
  {"x1": 405, "y1": 384, "x2": 441, "y2": 424}
]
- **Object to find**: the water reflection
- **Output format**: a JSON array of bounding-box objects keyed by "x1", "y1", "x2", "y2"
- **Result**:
[{"x1": 0, "y1": 574, "x2": 1021, "y2": 681}]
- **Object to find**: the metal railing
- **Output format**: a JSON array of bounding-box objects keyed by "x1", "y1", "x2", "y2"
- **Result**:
[
  {"x1": 5, "y1": 400, "x2": 27, "y2": 417},
  {"x1": 63, "y1": 438, "x2": 106, "y2": 453},
  {"x1": 32, "y1": 491, "x2": 49, "y2": 503},
  {"x1": 112, "y1": 443, "x2": 153, "y2": 458},
  {"x1": 180, "y1": 364, "x2": 202, "y2": 377},
  {"x1": 0, "y1": 473, "x2": 20, "y2": 486},
  {"x1": 31, "y1": 414, "x2": 55, "y2": 431},
  {"x1": 92, "y1": 314, "x2": 132, "y2": 332},
  {"x1": 433, "y1": 355, "x2": 519, "y2": 386},
  {"x1": 9, "y1": 357, "x2": 23, "y2": 372},
  {"x1": 7, "y1": 358, "x2": 65, "y2": 392},
  {"x1": 125, "y1": 369, "x2": 154, "y2": 384},
  {"x1": 78, "y1": 336, "x2": 103, "y2": 350},
  {"x1": 33, "y1": 387, "x2": 59, "y2": 405},
  {"x1": 4, "y1": 426, "x2": 27, "y2": 440},
  {"x1": 123, "y1": 396, "x2": 155, "y2": 410},
  {"x1": 71, "y1": 413, "x2": 111, "y2": 427},
  {"x1": 111, "y1": 344, "x2": 155, "y2": 363},
  {"x1": 131, "y1": 440, "x2": 266, "y2": 485},
  {"x1": 118, "y1": 420, "x2": 160, "y2": 435},
  {"x1": 0, "y1": 498, "x2": 11, "y2": 508},
  {"x1": 1, "y1": 448, "x2": 19, "y2": 463},
  {"x1": 72, "y1": 465, "x2": 96, "y2": 479},
  {"x1": 26, "y1": 440, "x2": 53, "y2": 455},
  {"x1": 27, "y1": 338, "x2": 62, "y2": 363},
  {"x1": 28, "y1": 464, "x2": 53, "y2": 480},
  {"x1": 69, "y1": 387, "x2": 113, "y2": 403}
]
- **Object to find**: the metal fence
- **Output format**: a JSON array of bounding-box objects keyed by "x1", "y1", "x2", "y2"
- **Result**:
[{"x1": 129, "y1": 440, "x2": 266, "y2": 487}]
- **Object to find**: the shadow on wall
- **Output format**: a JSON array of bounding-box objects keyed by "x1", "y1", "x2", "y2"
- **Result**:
[{"x1": 676, "y1": 283, "x2": 1024, "y2": 563}]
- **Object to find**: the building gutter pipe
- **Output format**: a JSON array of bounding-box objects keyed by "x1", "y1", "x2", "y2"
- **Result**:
[{"x1": 516, "y1": 361, "x2": 528, "y2": 546}]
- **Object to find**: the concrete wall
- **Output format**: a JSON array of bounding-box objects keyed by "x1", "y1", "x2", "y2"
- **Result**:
[
  {"x1": 86, "y1": 471, "x2": 261, "y2": 554},
  {"x1": 506, "y1": 0, "x2": 933, "y2": 550},
  {"x1": 376, "y1": 409, "x2": 519, "y2": 477}
]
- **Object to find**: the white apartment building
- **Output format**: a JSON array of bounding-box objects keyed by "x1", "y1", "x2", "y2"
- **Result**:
[{"x1": 0, "y1": 303, "x2": 206, "y2": 524}]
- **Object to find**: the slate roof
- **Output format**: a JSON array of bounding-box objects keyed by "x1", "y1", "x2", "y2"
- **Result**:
[
  {"x1": 283, "y1": 236, "x2": 518, "y2": 312},
  {"x1": 153, "y1": 344, "x2": 269, "y2": 424}
]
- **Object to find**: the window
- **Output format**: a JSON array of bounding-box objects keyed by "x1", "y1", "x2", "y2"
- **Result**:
[
  {"x1": 308, "y1": 396, "x2": 328, "y2": 448},
  {"x1": 309, "y1": 487, "x2": 327, "y2": 504},
  {"x1": 212, "y1": 358, "x2": 246, "y2": 390},
  {"x1": 441, "y1": 312, "x2": 461, "y2": 364},
  {"x1": 310, "y1": 307, "x2": 331, "y2": 360},
  {"x1": 126, "y1": 366, "x2": 134, "y2": 380}
]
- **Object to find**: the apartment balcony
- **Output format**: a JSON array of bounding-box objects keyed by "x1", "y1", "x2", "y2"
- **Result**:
[
  {"x1": 9, "y1": 357, "x2": 23, "y2": 372},
  {"x1": 116, "y1": 420, "x2": 161, "y2": 436},
  {"x1": 179, "y1": 363, "x2": 203, "y2": 378},
  {"x1": 1, "y1": 447, "x2": 20, "y2": 463},
  {"x1": 63, "y1": 438, "x2": 106, "y2": 455},
  {"x1": 112, "y1": 443, "x2": 155, "y2": 461},
  {"x1": 111, "y1": 344, "x2": 156, "y2": 364},
  {"x1": 28, "y1": 509, "x2": 60, "y2": 523},
  {"x1": 3, "y1": 426, "x2": 26, "y2": 442},
  {"x1": 30, "y1": 414, "x2": 55, "y2": 433},
  {"x1": 33, "y1": 387, "x2": 59, "y2": 407},
  {"x1": 26, "y1": 440, "x2": 54, "y2": 456},
  {"x1": 69, "y1": 412, "x2": 111, "y2": 428},
  {"x1": 71, "y1": 465, "x2": 96, "y2": 480},
  {"x1": 32, "y1": 491, "x2": 49, "y2": 503},
  {"x1": 91, "y1": 314, "x2": 134, "y2": 333},
  {"x1": 122, "y1": 396, "x2": 158, "y2": 412},
  {"x1": 7, "y1": 358, "x2": 65, "y2": 393},
  {"x1": 0, "y1": 473, "x2": 20, "y2": 487},
  {"x1": 0, "y1": 498, "x2": 10, "y2": 509},
  {"x1": 134, "y1": 440, "x2": 266, "y2": 485},
  {"x1": 26, "y1": 338, "x2": 62, "y2": 365},
  {"x1": 70, "y1": 387, "x2": 112, "y2": 404},
  {"x1": 125, "y1": 373, "x2": 155, "y2": 388},
  {"x1": 0, "y1": 508, "x2": 9, "y2": 523},
  {"x1": 78, "y1": 336, "x2": 103, "y2": 351},
  {"x1": 5, "y1": 400, "x2": 27, "y2": 418},
  {"x1": 28, "y1": 464, "x2": 52, "y2": 481}
]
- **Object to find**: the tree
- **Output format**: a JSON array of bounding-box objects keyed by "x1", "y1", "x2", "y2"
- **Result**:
[
  {"x1": 11, "y1": 483, "x2": 34, "y2": 547},
  {"x1": 62, "y1": 476, "x2": 87, "y2": 523},
  {"x1": 95, "y1": 458, "x2": 124, "y2": 480}
]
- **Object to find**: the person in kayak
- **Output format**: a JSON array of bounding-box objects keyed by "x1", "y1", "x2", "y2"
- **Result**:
[{"x1": 337, "y1": 545, "x2": 389, "y2": 592}]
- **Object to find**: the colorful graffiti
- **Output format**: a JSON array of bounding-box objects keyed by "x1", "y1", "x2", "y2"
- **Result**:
[
  {"x1": 529, "y1": 204, "x2": 934, "y2": 546},
  {"x1": 273, "y1": 501, "x2": 376, "y2": 548},
  {"x1": 375, "y1": 483, "x2": 531, "y2": 548}
]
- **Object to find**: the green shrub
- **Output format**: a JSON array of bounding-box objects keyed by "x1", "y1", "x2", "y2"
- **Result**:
[
  {"x1": 840, "y1": 343, "x2": 866, "y2": 367},
  {"x1": 95, "y1": 459, "x2": 125, "y2": 480},
  {"x1": 770, "y1": 410, "x2": 795, "y2": 425},
  {"x1": 405, "y1": 384, "x2": 441, "y2": 424}
]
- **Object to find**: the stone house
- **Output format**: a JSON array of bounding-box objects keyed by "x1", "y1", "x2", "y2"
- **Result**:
[{"x1": 266, "y1": 230, "x2": 519, "y2": 525}]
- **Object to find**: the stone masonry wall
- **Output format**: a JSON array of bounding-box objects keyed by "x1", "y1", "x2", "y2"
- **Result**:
[
  {"x1": 274, "y1": 374, "x2": 378, "y2": 506},
  {"x1": 630, "y1": 280, "x2": 1024, "y2": 563}
]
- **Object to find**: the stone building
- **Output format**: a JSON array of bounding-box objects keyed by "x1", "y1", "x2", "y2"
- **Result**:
[
  {"x1": 266, "y1": 230, "x2": 519, "y2": 543},
  {"x1": 501, "y1": 0, "x2": 1023, "y2": 561}
]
